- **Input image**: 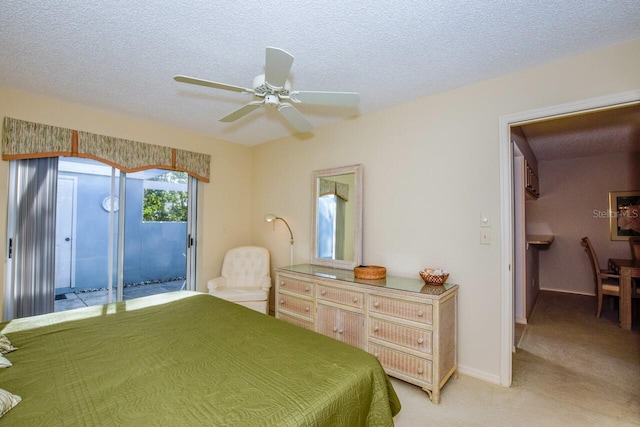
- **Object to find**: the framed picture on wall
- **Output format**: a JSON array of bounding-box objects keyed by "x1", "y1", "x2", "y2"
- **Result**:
[{"x1": 609, "y1": 190, "x2": 640, "y2": 240}]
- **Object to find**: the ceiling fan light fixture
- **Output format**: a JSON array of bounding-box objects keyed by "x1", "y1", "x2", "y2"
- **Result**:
[
  {"x1": 174, "y1": 46, "x2": 360, "y2": 133},
  {"x1": 264, "y1": 94, "x2": 279, "y2": 107}
]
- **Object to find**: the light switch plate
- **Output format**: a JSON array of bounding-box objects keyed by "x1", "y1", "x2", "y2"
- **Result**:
[{"x1": 480, "y1": 229, "x2": 491, "y2": 245}]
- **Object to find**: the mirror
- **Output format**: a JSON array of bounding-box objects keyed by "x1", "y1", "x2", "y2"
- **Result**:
[{"x1": 311, "y1": 164, "x2": 362, "y2": 270}]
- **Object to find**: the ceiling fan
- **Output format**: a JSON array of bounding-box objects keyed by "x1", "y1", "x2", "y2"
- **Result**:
[{"x1": 174, "y1": 47, "x2": 360, "y2": 133}]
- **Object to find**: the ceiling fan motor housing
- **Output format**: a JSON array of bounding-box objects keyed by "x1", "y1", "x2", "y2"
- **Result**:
[{"x1": 253, "y1": 74, "x2": 290, "y2": 96}]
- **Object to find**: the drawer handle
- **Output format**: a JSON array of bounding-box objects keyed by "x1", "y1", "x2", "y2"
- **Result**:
[
  {"x1": 417, "y1": 367, "x2": 424, "y2": 374},
  {"x1": 373, "y1": 326, "x2": 379, "y2": 332},
  {"x1": 352, "y1": 297, "x2": 358, "y2": 303},
  {"x1": 280, "y1": 281, "x2": 285, "y2": 286},
  {"x1": 373, "y1": 302, "x2": 380, "y2": 308},
  {"x1": 305, "y1": 287, "x2": 310, "y2": 292},
  {"x1": 304, "y1": 306, "x2": 310, "y2": 312},
  {"x1": 279, "y1": 300, "x2": 285, "y2": 305},
  {"x1": 417, "y1": 337, "x2": 424, "y2": 344},
  {"x1": 333, "y1": 326, "x2": 338, "y2": 332},
  {"x1": 321, "y1": 290, "x2": 327, "y2": 295},
  {"x1": 338, "y1": 329, "x2": 344, "y2": 334},
  {"x1": 374, "y1": 353, "x2": 380, "y2": 358},
  {"x1": 417, "y1": 310, "x2": 424, "y2": 317}
]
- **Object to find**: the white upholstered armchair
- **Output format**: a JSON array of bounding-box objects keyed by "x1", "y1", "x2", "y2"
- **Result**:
[{"x1": 207, "y1": 246, "x2": 271, "y2": 314}]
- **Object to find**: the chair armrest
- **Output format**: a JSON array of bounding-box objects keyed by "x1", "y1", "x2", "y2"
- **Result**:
[
  {"x1": 600, "y1": 272, "x2": 620, "y2": 279},
  {"x1": 207, "y1": 277, "x2": 226, "y2": 292},
  {"x1": 261, "y1": 276, "x2": 272, "y2": 291}
]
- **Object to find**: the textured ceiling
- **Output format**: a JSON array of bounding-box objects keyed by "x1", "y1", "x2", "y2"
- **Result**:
[
  {"x1": 520, "y1": 104, "x2": 640, "y2": 161},
  {"x1": 1, "y1": 1, "x2": 640, "y2": 146}
]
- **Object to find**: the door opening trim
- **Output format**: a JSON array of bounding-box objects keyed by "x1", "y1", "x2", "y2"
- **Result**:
[{"x1": 498, "y1": 89, "x2": 640, "y2": 387}]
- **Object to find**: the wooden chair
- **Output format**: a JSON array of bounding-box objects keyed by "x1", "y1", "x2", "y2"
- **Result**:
[
  {"x1": 581, "y1": 237, "x2": 620, "y2": 318},
  {"x1": 629, "y1": 236, "x2": 640, "y2": 301},
  {"x1": 630, "y1": 236, "x2": 640, "y2": 261}
]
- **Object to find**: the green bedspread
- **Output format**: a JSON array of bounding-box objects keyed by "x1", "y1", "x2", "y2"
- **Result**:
[{"x1": 0, "y1": 291, "x2": 400, "y2": 426}]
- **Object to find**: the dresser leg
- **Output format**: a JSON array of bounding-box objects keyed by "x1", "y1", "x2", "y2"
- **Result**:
[{"x1": 423, "y1": 387, "x2": 440, "y2": 404}]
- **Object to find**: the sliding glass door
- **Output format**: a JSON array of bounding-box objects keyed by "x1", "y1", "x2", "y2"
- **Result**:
[
  {"x1": 121, "y1": 167, "x2": 192, "y2": 301},
  {"x1": 6, "y1": 157, "x2": 198, "y2": 317}
]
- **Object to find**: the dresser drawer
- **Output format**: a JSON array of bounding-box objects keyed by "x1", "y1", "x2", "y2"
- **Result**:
[
  {"x1": 369, "y1": 295, "x2": 433, "y2": 325},
  {"x1": 369, "y1": 318, "x2": 432, "y2": 354},
  {"x1": 277, "y1": 312, "x2": 314, "y2": 331},
  {"x1": 278, "y1": 276, "x2": 314, "y2": 297},
  {"x1": 369, "y1": 343, "x2": 432, "y2": 384},
  {"x1": 278, "y1": 294, "x2": 313, "y2": 319},
  {"x1": 317, "y1": 284, "x2": 364, "y2": 310}
]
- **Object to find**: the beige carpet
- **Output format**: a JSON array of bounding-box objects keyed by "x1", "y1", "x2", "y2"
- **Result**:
[{"x1": 392, "y1": 291, "x2": 640, "y2": 426}]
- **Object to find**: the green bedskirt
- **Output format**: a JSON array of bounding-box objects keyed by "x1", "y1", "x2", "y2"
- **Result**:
[{"x1": 0, "y1": 291, "x2": 400, "y2": 426}]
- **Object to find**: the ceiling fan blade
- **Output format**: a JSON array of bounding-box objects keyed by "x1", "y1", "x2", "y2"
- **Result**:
[
  {"x1": 277, "y1": 103, "x2": 313, "y2": 133},
  {"x1": 289, "y1": 91, "x2": 360, "y2": 107},
  {"x1": 264, "y1": 47, "x2": 294, "y2": 90},
  {"x1": 174, "y1": 75, "x2": 252, "y2": 93},
  {"x1": 219, "y1": 101, "x2": 264, "y2": 122}
]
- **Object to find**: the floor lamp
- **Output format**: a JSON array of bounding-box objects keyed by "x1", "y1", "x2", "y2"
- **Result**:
[{"x1": 264, "y1": 214, "x2": 294, "y2": 266}]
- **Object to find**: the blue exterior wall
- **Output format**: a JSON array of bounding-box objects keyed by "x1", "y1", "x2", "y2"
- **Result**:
[{"x1": 70, "y1": 172, "x2": 186, "y2": 290}]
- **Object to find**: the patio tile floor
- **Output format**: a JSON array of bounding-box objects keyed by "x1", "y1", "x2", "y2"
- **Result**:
[{"x1": 54, "y1": 280, "x2": 186, "y2": 312}]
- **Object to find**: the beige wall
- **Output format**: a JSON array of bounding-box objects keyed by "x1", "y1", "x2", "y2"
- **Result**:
[
  {"x1": 251, "y1": 39, "x2": 640, "y2": 382},
  {"x1": 0, "y1": 85, "x2": 254, "y2": 320},
  {"x1": 527, "y1": 151, "x2": 640, "y2": 295},
  {"x1": 1, "y1": 38, "x2": 639, "y2": 384}
]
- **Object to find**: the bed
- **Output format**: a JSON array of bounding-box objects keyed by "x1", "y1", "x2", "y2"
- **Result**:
[{"x1": 0, "y1": 291, "x2": 400, "y2": 426}]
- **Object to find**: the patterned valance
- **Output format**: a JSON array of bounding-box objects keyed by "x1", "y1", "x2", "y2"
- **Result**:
[
  {"x1": 77, "y1": 131, "x2": 173, "y2": 171},
  {"x1": 174, "y1": 149, "x2": 210, "y2": 182},
  {"x1": 1, "y1": 117, "x2": 73, "y2": 158},
  {"x1": 319, "y1": 178, "x2": 349, "y2": 201},
  {"x1": 2, "y1": 117, "x2": 210, "y2": 182}
]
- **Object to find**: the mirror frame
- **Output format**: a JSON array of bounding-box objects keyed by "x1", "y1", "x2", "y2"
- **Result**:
[{"x1": 311, "y1": 164, "x2": 363, "y2": 270}]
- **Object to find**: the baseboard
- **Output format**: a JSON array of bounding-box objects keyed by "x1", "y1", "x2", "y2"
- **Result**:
[
  {"x1": 515, "y1": 317, "x2": 527, "y2": 324},
  {"x1": 539, "y1": 287, "x2": 595, "y2": 297},
  {"x1": 457, "y1": 364, "x2": 501, "y2": 385}
]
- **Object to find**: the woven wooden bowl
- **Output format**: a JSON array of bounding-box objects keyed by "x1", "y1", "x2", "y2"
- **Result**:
[
  {"x1": 419, "y1": 270, "x2": 449, "y2": 285},
  {"x1": 354, "y1": 265, "x2": 386, "y2": 280}
]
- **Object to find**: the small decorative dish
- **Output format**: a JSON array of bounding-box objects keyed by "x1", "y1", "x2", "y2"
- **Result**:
[{"x1": 419, "y1": 268, "x2": 449, "y2": 285}]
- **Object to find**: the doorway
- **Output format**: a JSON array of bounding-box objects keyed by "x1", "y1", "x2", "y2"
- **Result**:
[
  {"x1": 499, "y1": 89, "x2": 640, "y2": 386},
  {"x1": 55, "y1": 175, "x2": 77, "y2": 290}
]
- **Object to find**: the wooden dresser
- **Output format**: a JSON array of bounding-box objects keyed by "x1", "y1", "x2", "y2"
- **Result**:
[{"x1": 275, "y1": 264, "x2": 458, "y2": 403}]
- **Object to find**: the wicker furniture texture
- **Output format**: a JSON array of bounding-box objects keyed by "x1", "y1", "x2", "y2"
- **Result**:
[{"x1": 275, "y1": 264, "x2": 458, "y2": 404}]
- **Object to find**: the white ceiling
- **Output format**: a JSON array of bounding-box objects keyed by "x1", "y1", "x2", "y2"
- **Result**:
[{"x1": 1, "y1": 1, "x2": 640, "y2": 146}]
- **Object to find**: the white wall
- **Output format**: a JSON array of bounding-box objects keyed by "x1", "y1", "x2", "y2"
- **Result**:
[
  {"x1": 251, "y1": 39, "x2": 640, "y2": 383},
  {"x1": 0, "y1": 86, "x2": 254, "y2": 320},
  {"x1": 527, "y1": 151, "x2": 640, "y2": 295}
]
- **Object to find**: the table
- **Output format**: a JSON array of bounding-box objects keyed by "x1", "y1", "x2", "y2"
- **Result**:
[
  {"x1": 608, "y1": 258, "x2": 640, "y2": 330},
  {"x1": 526, "y1": 234, "x2": 554, "y2": 246}
]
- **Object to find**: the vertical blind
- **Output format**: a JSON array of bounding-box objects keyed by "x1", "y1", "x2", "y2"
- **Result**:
[{"x1": 7, "y1": 158, "x2": 59, "y2": 318}]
